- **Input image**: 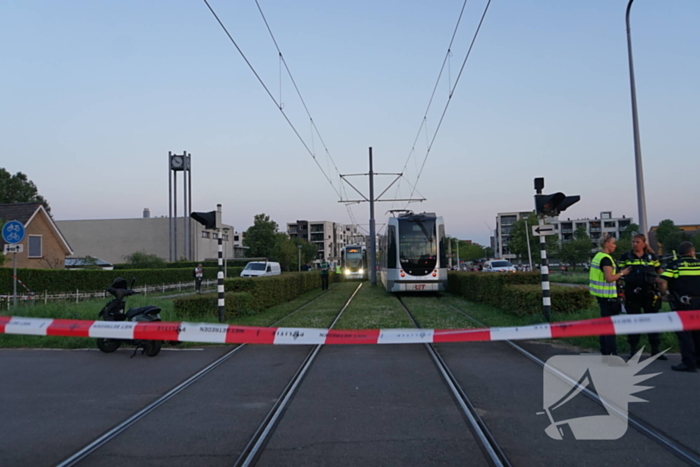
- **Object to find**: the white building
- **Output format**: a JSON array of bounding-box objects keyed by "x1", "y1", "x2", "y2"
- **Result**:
[
  {"x1": 287, "y1": 220, "x2": 365, "y2": 264},
  {"x1": 495, "y1": 211, "x2": 633, "y2": 262},
  {"x1": 56, "y1": 212, "x2": 236, "y2": 264}
]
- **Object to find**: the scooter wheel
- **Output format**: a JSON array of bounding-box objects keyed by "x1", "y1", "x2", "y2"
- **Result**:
[
  {"x1": 143, "y1": 340, "x2": 161, "y2": 357},
  {"x1": 96, "y1": 338, "x2": 121, "y2": 353}
]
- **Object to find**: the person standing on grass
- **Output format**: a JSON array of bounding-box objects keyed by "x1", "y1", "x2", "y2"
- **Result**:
[
  {"x1": 319, "y1": 260, "x2": 330, "y2": 290},
  {"x1": 194, "y1": 263, "x2": 203, "y2": 293},
  {"x1": 589, "y1": 233, "x2": 631, "y2": 357}
]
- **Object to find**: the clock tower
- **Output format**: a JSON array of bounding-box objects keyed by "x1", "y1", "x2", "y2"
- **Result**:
[{"x1": 168, "y1": 151, "x2": 192, "y2": 261}]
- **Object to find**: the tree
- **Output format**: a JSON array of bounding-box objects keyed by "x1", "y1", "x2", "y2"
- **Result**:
[
  {"x1": 655, "y1": 219, "x2": 680, "y2": 247},
  {"x1": 459, "y1": 242, "x2": 486, "y2": 262},
  {"x1": 557, "y1": 227, "x2": 592, "y2": 270},
  {"x1": 621, "y1": 223, "x2": 640, "y2": 240},
  {"x1": 509, "y1": 214, "x2": 558, "y2": 262},
  {"x1": 122, "y1": 251, "x2": 167, "y2": 269},
  {"x1": 693, "y1": 233, "x2": 700, "y2": 252},
  {"x1": 662, "y1": 231, "x2": 692, "y2": 256},
  {"x1": 243, "y1": 214, "x2": 278, "y2": 258},
  {"x1": 0, "y1": 169, "x2": 51, "y2": 214}
]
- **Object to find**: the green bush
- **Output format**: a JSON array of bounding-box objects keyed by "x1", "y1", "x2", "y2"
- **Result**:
[
  {"x1": 499, "y1": 284, "x2": 593, "y2": 316},
  {"x1": 172, "y1": 292, "x2": 256, "y2": 319},
  {"x1": 0, "y1": 267, "x2": 221, "y2": 294},
  {"x1": 447, "y1": 271, "x2": 592, "y2": 316},
  {"x1": 173, "y1": 271, "x2": 340, "y2": 319}
]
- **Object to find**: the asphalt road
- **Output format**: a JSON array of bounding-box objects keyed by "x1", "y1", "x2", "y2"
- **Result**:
[{"x1": 0, "y1": 341, "x2": 698, "y2": 466}]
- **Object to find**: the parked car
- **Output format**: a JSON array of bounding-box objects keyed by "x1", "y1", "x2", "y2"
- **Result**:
[
  {"x1": 240, "y1": 261, "x2": 282, "y2": 278},
  {"x1": 482, "y1": 259, "x2": 517, "y2": 273}
]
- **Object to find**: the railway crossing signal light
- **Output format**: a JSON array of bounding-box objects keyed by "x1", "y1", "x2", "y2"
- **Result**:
[
  {"x1": 535, "y1": 193, "x2": 580, "y2": 217},
  {"x1": 190, "y1": 210, "x2": 221, "y2": 230}
]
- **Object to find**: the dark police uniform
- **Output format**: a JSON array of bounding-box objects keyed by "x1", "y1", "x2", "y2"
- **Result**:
[
  {"x1": 660, "y1": 254, "x2": 700, "y2": 371},
  {"x1": 619, "y1": 251, "x2": 662, "y2": 355}
]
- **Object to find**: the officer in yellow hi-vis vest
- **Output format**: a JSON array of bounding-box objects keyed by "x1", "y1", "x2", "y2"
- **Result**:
[
  {"x1": 659, "y1": 241, "x2": 700, "y2": 372},
  {"x1": 589, "y1": 234, "x2": 631, "y2": 357}
]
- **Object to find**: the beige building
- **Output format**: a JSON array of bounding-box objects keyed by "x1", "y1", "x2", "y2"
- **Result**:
[
  {"x1": 0, "y1": 203, "x2": 73, "y2": 269},
  {"x1": 287, "y1": 220, "x2": 365, "y2": 264},
  {"x1": 56, "y1": 214, "x2": 235, "y2": 265},
  {"x1": 495, "y1": 211, "x2": 633, "y2": 262}
]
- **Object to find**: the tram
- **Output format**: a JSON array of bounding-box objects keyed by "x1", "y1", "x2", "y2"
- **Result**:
[
  {"x1": 379, "y1": 211, "x2": 448, "y2": 292},
  {"x1": 341, "y1": 245, "x2": 367, "y2": 280}
]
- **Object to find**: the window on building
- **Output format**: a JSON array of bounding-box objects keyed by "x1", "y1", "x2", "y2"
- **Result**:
[
  {"x1": 234, "y1": 235, "x2": 240, "y2": 241},
  {"x1": 28, "y1": 235, "x2": 42, "y2": 258},
  {"x1": 601, "y1": 212, "x2": 612, "y2": 219},
  {"x1": 604, "y1": 221, "x2": 616, "y2": 228},
  {"x1": 202, "y1": 231, "x2": 210, "y2": 239}
]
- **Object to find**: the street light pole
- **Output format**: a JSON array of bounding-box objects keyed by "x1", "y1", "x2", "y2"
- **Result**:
[{"x1": 625, "y1": 0, "x2": 649, "y2": 236}]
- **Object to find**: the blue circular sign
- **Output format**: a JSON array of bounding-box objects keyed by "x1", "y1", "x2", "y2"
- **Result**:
[{"x1": 2, "y1": 220, "x2": 25, "y2": 244}]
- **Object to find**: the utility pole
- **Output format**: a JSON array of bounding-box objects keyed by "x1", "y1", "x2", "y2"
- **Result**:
[{"x1": 339, "y1": 147, "x2": 425, "y2": 286}]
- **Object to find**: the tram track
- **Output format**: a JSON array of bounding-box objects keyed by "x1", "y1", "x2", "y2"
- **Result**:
[
  {"x1": 56, "y1": 283, "x2": 359, "y2": 467},
  {"x1": 396, "y1": 295, "x2": 510, "y2": 467},
  {"x1": 233, "y1": 282, "x2": 363, "y2": 467},
  {"x1": 440, "y1": 300, "x2": 700, "y2": 467}
]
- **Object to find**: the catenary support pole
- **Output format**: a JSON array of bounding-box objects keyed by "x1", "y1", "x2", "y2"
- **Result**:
[
  {"x1": 369, "y1": 147, "x2": 377, "y2": 286},
  {"x1": 218, "y1": 234, "x2": 225, "y2": 323}
]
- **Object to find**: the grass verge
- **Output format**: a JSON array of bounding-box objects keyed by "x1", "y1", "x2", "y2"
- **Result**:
[{"x1": 333, "y1": 283, "x2": 412, "y2": 329}]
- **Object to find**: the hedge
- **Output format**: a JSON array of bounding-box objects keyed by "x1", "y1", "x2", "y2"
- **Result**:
[
  {"x1": 173, "y1": 272, "x2": 341, "y2": 319},
  {"x1": 0, "y1": 267, "x2": 241, "y2": 295},
  {"x1": 447, "y1": 271, "x2": 593, "y2": 316}
]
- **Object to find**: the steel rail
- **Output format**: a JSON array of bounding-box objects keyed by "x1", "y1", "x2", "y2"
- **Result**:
[
  {"x1": 397, "y1": 296, "x2": 509, "y2": 467},
  {"x1": 234, "y1": 282, "x2": 364, "y2": 467},
  {"x1": 444, "y1": 302, "x2": 700, "y2": 466},
  {"x1": 56, "y1": 285, "x2": 341, "y2": 467}
]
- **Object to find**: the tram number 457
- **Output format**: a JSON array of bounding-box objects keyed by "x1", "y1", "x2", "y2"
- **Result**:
[{"x1": 413, "y1": 284, "x2": 426, "y2": 290}]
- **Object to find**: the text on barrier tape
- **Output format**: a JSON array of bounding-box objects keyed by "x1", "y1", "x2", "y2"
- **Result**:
[{"x1": 1, "y1": 311, "x2": 699, "y2": 345}]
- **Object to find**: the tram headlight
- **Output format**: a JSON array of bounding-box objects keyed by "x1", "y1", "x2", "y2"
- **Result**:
[
  {"x1": 400, "y1": 269, "x2": 406, "y2": 278},
  {"x1": 359, "y1": 269, "x2": 364, "y2": 275},
  {"x1": 344, "y1": 269, "x2": 350, "y2": 275},
  {"x1": 432, "y1": 270, "x2": 437, "y2": 277}
]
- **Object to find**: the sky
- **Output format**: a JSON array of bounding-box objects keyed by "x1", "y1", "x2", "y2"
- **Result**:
[{"x1": 2, "y1": 0, "x2": 698, "y2": 246}]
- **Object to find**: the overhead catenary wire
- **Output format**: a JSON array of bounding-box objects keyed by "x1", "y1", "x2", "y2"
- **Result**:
[
  {"x1": 202, "y1": 0, "x2": 342, "y2": 199},
  {"x1": 406, "y1": 0, "x2": 492, "y2": 205}
]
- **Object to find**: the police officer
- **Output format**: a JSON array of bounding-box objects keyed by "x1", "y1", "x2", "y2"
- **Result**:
[
  {"x1": 319, "y1": 260, "x2": 330, "y2": 290},
  {"x1": 590, "y1": 234, "x2": 631, "y2": 357},
  {"x1": 658, "y1": 241, "x2": 700, "y2": 372},
  {"x1": 618, "y1": 234, "x2": 666, "y2": 360}
]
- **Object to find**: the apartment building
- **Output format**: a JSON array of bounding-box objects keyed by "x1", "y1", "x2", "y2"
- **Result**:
[
  {"x1": 287, "y1": 220, "x2": 365, "y2": 264},
  {"x1": 495, "y1": 211, "x2": 633, "y2": 262}
]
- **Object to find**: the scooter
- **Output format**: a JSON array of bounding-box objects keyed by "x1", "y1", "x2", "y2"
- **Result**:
[{"x1": 95, "y1": 277, "x2": 163, "y2": 357}]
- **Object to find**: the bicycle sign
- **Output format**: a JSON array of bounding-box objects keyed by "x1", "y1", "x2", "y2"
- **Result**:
[{"x1": 2, "y1": 220, "x2": 25, "y2": 244}]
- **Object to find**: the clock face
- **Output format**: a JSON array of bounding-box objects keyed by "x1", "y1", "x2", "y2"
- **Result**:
[{"x1": 171, "y1": 156, "x2": 184, "y2": 170}]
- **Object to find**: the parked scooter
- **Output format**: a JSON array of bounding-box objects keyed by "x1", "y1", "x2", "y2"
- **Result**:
[{"x1": 95, "y1": 277, "x2": 163, "y2": 357}]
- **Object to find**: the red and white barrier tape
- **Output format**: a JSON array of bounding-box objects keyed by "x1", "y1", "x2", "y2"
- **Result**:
[{"x1": 1, "y1": 311, "x2": 699, "y2": 345}]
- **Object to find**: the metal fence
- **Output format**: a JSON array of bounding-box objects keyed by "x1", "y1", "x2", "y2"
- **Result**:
[{"x1": 1, "y1": 279, "x2": 217, "y2": 310}]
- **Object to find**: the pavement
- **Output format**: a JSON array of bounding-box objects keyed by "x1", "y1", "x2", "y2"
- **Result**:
[{"x1": 0, "y1": 339, "x2": 698, "y2": 466}]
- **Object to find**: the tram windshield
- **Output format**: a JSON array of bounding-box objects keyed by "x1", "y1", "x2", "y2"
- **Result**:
[
  {"x1": 345, "y1": 248, "x2": 364, "y2": 269},
  {"x1": 398, "y1": 218, "x2": 437, "y2": 270}
]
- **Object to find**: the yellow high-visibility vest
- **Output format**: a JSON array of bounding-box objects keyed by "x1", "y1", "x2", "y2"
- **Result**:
[{"x1": 589, "y1": 252, "x2": 617, "y2": 298}]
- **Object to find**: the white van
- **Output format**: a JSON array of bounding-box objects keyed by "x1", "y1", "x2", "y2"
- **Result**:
[
  {"x1": 240, "y1": 261, "x2": 282, "y2": 278},
  {"x1": 483, "y1": 259, "x2": 516, "y2": 273}
]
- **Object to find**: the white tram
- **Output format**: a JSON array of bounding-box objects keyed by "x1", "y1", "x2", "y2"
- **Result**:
[
  {"x1": 340, "y1": 245, "x2": 367, "y2": 280},
  {"x1": 379, "y1": 211, "x2": 448, "y2": 292}
]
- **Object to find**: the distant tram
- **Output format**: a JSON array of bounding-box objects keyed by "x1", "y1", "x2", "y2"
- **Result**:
[
  {"x1": 341, "y1": 245, "x2": 367, "y2": 280},
  {"x1": 379, "y1": 211, "x2": 448, "y2": 292}
]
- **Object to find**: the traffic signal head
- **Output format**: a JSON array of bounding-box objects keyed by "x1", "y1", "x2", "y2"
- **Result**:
[
  {"x1": 535, "y1": 193, "x2": 580, "y2": 216},
  {"x1": 190, "y1": 210, "x2": 221, "y2": 230}
]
